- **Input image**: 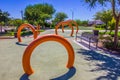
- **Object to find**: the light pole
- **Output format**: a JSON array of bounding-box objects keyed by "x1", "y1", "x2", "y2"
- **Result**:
[
  {"x1": 71, "y1": 10, "x2": 74, "y2": 20},
  {"x1": 21, "y1": 10, "x2": 24, "y2": 23}
]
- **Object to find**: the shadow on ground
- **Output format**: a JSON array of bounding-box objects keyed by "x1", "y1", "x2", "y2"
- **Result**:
[
  {"x1": 77, "y1": 41, "x2": 120, "y2": 55},
  {"x1": 16, "y1": 42, "x2": 28, "y2": 46},
  {"x1": 77, "y1": 41, "x2": 97, "y2": 50},
  {"x1": 20, "y1": 67, "x2": 76, "y2": 80},
  {"x1": 51, "y1": 67, "x2": 76, "y2": 80},
  {"x1": 77, "y1": 49, "x2": 120, "y2": 80},
  {"x1": 20, "y1": 74, "x2": 29, "y2": 80}
]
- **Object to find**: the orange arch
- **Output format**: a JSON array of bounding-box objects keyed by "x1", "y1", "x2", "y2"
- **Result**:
[
  {"x1": 36, "y1": 25, "x2": 41, "y2": 35},
  {"x1": 55, "y1": 20, "x2": 79, "y2": 36},
  {"x1": 22, "y1": 34, "x2": 75, "y2": 75},
  {"x1": 17, "y1": 23, "x2": 38, "y2": 42}
]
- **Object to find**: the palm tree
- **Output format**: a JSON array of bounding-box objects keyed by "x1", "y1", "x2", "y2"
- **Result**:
[{"x1": 85, "y1": 0, "x2": 120, "y2": 48}]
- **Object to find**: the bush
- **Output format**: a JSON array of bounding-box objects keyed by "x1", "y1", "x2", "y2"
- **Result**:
[
  {"x1": 21, "y1": 31, "x2": 33, "y2": 36},
  {"x1": 99, "y1": 32, "x2": 120, "y2": 39},
  {"x1": 99, "y1": 35, "x2": 113, "y2": 49},
  {"x1": 95, "y1": 24, "x2": 106, "y2": 29},
  {"x1": 103, "y1": 41, "x2": 114, "y2": 49},
  {"x1": 51, "y1": 23, "x2": 55, "y2": 29},
  {"x1": 99, "y1": 32, "x2": 120, "y2": 50}
]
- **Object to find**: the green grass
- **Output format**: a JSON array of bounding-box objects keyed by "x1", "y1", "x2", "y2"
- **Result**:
[
  {"x1": 79, "y1": 26, "x2": 94, "y2": 30},
  {"x1": 64, "y1": 26, "x2": 94, "y2": 30},
  {"x1": 0, "y1": 32, "x2": 14, "y2": 36},
  {"x1": 94, "y1": 28, "x2": 104, "y2": 30}
]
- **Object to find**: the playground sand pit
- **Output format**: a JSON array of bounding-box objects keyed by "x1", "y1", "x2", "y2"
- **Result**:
[{"x1": 0, "y1": 29, "x2": 120, "y2": 80}]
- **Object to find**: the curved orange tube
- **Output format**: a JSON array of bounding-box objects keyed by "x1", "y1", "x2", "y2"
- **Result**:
[
  {"x1": 36, "y1": 25, "x2": 41, "y2": 35},
  {"x1": 71, "y1": 20, "x2": 79, "y2": 34},
  {"x1": 55, "y1": 22, "x2": 74, "y2": 36},
  {"x1": 62, "y1": 24, "x2": 65, "y2": 33},
  {"x1": 68, "y1": 23, "x2": 74, "y2": 36},
  {"x1": 55, "y1": 20, "x2": 79, "y2": 36},
  {"x1": 22, "y1": 34, "x2": 75, "y2": 75},
  {"x1": 55, "y1": 22, "x2": 62, "y2": 35},
  {"x1": 17, "y1": 23, "x2": 38, "y2": 42}
]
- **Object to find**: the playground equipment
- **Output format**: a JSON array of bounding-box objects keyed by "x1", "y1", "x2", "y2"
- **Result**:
[
  {"x1": 36, "y1": 25, "x2": 41, "y2": 35},
  {"x1": 55, "y1": 20, "x2": 79, "y2": 36},
  {"x1": 17, "y1": 23, "x2": 39, "y2": 42},
  {"x1": 22, "y1": 34, "x2": 75, "y2": 75}
]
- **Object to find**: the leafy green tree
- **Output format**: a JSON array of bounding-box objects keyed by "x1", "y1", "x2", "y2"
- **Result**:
[
  {"x1": 81, "y1": 20, "x2": 88, "y2": 26},
  {"x1": 8, "y1": 19, "x2": 14, "y2": 26},
  {"x1": 13, "y1": 19, "x2": 23, "y2": 27},
  {"x1": 53, "y1": 12, "x2": 68, "y2": 24},
  {"x1": 0, "y1": 9, "x2": 10, "y2": 23},
  {"x1": 0, "y1": 9, "x2": 10, "y2": 32},
  {"x1": 94, "y1": 10, "x2": 113, "y2": 33},
  {"x1": 24, "y1": 3, "x2": 55, "y2": 28},
  {"x1": 85, "y1": 0, "x2": 120, "y2": 48},
  {"x1": 108, "y1": 17, "x2": 116, "y2": 34},
  {"x1": 75, "y1": 19, "x2": 81, "y2": 26},
  {"x1": 75, "y1": 19, "x2": 88, "y2": 26},
  {"x1": 77, "y1": 20, "x2": 88, "y2": 26},
  {"x1": 8, "y1": 19, "x2": 22, "y2": 31},
  {"x1": 8, "y1": 18, "x2": 23, "y2": 27},
  {"x1": 0, "y1": 21, "x2": 5, "y2": 32}
]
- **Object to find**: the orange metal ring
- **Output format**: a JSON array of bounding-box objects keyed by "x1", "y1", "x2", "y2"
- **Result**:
[
  {"x1": 55, "y1": 20, "x2": 79, "y2": 36},
  {"x1": 17, "y1": 23, "x2": 38, "y2": 42},
  {"x1": 22, "y1": 34, "x2": 75, "y2": 75}
]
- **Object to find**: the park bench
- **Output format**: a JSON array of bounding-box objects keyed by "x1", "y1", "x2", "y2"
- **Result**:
[{"x1": 76, "y1": 32, "x2": 99, "y2": 49}]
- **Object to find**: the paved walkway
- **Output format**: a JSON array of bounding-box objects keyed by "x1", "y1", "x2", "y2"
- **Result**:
[{"x1": 0, "y1": 29, "x2": 120, "y2": 80}]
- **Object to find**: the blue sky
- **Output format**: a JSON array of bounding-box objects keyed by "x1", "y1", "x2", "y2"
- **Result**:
[{"x1": 0, "y1": 0, "x2": 111, "y2": 21}]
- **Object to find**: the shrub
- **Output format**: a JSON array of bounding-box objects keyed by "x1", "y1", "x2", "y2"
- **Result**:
[
  {"x1": 103, "y1": 41, "x2": 114, "y2": 49},
  {"x1": 21, "y1": 31, "x2": 33, "y2": 36},
  {"x1": 99, "y1": 35, "x2": 113, "y2": 49},
  {"x1": 95, "y1": 24, "x2": 106, "y2": 29}
]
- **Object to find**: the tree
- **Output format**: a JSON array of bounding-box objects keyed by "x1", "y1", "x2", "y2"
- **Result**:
[
  {"x1": 75, "y1": 19, "x2": 81, "y2": 26},
  {"x1": 85, "y1": 0, "x2": 120, "y2": 48},
  {"x1": 8, "y1": 18, "x2": 23, "y2": 32},
  {"x1": 0, "y1": 9, "x2": 10, "y2": 32},
  {"x1": 94, "y1": 10, "x2": 113, "y2": 33},
  {"x1": 24, "y1": 3, "x2": 55, "y2": 28},
  {"x1": 0, "y1": 21, "x2": 5, "y2": 32},
  {"x1": 108, "y1": 17, "x2": 116, "y2": 34},
  {"x1": 75, "y1": 19, "x2": 88, "y2": 26},
  {"x1": 81, "y1": 20, "x2": 88, "y2": 26},
  {"x1": 0, "y1": 10, "x2": 10, "y2": 23},
  {"x1": 53, "y1": 12, "x2": 68, "y2": 24}
]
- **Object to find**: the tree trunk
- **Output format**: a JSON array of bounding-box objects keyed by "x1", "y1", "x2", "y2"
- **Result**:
[
  {"x1": 111, "y1": 0, "x2": 120, "y2": 48},
  {"x1": 0, "y1": 26, "x2": 2, "y2": 33},
  {"x1": 113, "y1": 18, "x2": 119, "y2": 48}
]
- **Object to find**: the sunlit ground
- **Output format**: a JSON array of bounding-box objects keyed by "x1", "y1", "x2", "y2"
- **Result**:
[{"x1": 0, "y1": 29, "x2": 120, "y2": 80}]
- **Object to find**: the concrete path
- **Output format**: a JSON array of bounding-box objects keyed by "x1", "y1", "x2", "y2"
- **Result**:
[{"x1": 0, "y1": 29, "x2": 120, "y2": 80}]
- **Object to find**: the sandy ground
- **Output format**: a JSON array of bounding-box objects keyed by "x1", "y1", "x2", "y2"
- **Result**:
[{"x1": 0, "y1": 29, "x2": 120, "y2": 80}]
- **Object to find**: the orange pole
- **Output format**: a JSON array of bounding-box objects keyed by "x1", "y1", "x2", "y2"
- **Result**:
[
  {"x1": 22, "y1": 34, "x2": 75, "y2": 75},
  {"x1": 65, "y1": 20, "x2": 79, "y2": 34},
  {"x1": 17, "y1": 23, "x2": 38, "y2": 42},
  {"x1": 68, "y1": 23, "x2": 74, "y2": 36},
  {"x1": 55, "y1": 23, "x2": 61, "y2": 35},
  {"x1": 36, "y1": 25, "x2": 40, "y2": 35},
  {"x1": 62, "y1": 24, "x2": 64, "y2": 33}
]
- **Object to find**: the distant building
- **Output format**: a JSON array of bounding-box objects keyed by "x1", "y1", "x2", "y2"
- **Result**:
[{"x1": 88, "y1": 20, "x2": 104, "y2": 26}]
